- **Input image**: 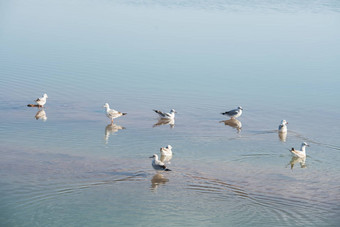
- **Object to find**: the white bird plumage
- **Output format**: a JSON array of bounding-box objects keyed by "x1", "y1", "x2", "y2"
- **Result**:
[
  {"x1": 278, "y1": 120, "x2": 288, "y2": 133},
  {"x1": 289, "y1": 142, "x2": 310, "y2": 158},
  {"x1": 221, "y1": 106, "x2": 243, "y2": 119},
  {"x1": 103, "y1": 103, "x2": 127, "y2": 124},
  {"x1": 153, "y1": 109, "x2": 176, "y2": 119},
  {"x1": 160, "y1": 145, "x2": 173, "y2": 156},
  {"x1": 35, "y1": 93, "x2": 48, "y2": 107},
  {"x1": 160, "y1": 145, "x2": 173, "y2": 163},
  {"x1": 150, "y1": 154, "x2": 171, "y2": 171}
]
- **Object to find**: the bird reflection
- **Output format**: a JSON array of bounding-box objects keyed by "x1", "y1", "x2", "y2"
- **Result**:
[
  {"x1": 35, "y1": 109, "x2": 47, "y2": 121},
  {"x1": 278, "y1": 131, "x2": 287, "y2": 142},
  {"x1": 150, "y1": 173, "x2": 169, "y2": 191},
  {"x1": 104, "y1": 124, "x2": 125, "y2": 143},
  {"x1": 153, "y1": 118, "x2": 175, "y2": 128},
  {"x1": 220, "y1": 119, "x2": 242, "y2": 133},
  {"x1": 288, "y1": 156, "x2": 306, "y2": 169}
]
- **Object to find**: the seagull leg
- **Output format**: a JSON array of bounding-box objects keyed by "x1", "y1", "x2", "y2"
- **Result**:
[{"x1": 111, "y1": 119, "x2": 114, "y2": 125}]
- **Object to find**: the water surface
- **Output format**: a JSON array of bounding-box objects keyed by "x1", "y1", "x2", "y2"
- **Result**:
[{"x1": 0, "y1": 0, "x2": 340, "y2": 226}]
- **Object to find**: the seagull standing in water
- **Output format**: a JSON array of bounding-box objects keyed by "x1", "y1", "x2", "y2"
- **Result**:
[
  {"x1": 153, "y1": 109, "x2": 176, "y2": 119},
  {"x1": 35, "y1": 93, "x2": 48, "y2": 108},
  {"x1": 160, "y1": 145, "x2": 173, "y2": 157},
  {"x1": 278, "y1": 120, "x2": 288, "y2": 133},
  {"x1": 150, "y1": 154, "x2": 171, "y2": 171},
  {"x1": 103, "y1": 103, "x2": 127, "y2": 124},
  {"x1": 221, "y1": 106, "x2": 243, "y2": 119},
  {"x1": 290, "y1": 142, "x2": 310, "y2": 158},
  {"x1": 160, "y1": 145, "x2": 173, "y2": 163}
]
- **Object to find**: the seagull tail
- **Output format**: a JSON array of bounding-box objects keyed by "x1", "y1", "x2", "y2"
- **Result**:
[
  {"x1": 165, "y1": 168, "x2": 172, "y2": 171},
  {"x1": 122, "y1": 113, "x2": 127, "y2": 115},
  {"x1": 27, "y1": 104, "x2": 39, "y2": 107}
]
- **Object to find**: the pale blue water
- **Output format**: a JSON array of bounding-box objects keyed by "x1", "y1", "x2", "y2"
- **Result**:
[{"x1": 1, "y1": 0, "x2": 340, "y2": 226}]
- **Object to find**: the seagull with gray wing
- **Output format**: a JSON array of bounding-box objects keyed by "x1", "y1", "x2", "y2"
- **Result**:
[
  {"x1": 150, "y1": 154, "x2": 171, "y2": 171},
  {"x1": 221, "y1": 106, "x2": 243, "y2": 119},
  {"x1": 103, "y1": 103, "x2": 127, "y2": 124},
  {"x1": 153, "y1": 109, "x2": 177, "y2": 119}
]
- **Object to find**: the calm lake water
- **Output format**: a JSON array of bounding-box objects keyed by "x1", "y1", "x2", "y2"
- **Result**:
[{"x1": 1, "y1": 0, "x2": 340, "y2": 226}]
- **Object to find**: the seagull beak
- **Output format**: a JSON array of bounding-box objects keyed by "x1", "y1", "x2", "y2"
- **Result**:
[{"x1": 149, "y1": 156, "x2": 154, "y2": 158}]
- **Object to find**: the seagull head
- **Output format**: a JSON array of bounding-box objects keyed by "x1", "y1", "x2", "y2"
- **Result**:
[
  {"x1": 149, "y1": 154, "x2": 158, "y2": 159},
  {"x1": 103, "y1": 103, "x2": 109, "y2": 108},
  {"x1": 166, "y1": 145, "x2": 172, "y2": 150},
  {"x1": 280, "y1": 120, "x2": 288, "y2": 125},
  {"x1": 43, "y1": 94, "x2": 48, "y2": 98},
  {"x1": 238, "y1": 106, "x2": 243, "y2": 110},
  {"x1": 302, "y1": 142, "x2": 310, "y2": 147},
  {"x1": 170, "y1": 109, "x2": 177, "y2": 113}
]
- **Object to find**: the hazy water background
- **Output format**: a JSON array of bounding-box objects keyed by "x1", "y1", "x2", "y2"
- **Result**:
[{"x1": 1, "y1": 0, "x2": 340, "y2": 226}]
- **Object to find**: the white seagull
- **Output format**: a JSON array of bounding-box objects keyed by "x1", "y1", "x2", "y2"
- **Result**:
[
  {"x1": 160, "y1": 145, "x2": 173, "y2": 163},
  {"x1": 103, "y1": 103, "x2": 127, "y2": 124},
  {"x1": 278, "y1": 120, "x2": 288, "y2": 133},
  {"x1": 35, "y1": 93, "x2": 48, "y2": 107},
  {"x1": 221, "y1": 106, "x2": 243, "y2": 119},
  {"x1": 160, "y1": 145, "x2": 173, "y2": 156},
  {"x1": 150, "y1": 154, "x2": 171, "y2": 171},
  {"x1": 289, "y1": 142, "x2": 310, "y2": 158},
  {"x1": 153, "y1": 109, "x2": 176, "y2": 119}
]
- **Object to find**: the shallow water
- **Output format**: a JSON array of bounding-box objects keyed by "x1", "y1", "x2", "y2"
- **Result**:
[{"x1": 1, "y1": 0, "x2": 340, "y2": 226}]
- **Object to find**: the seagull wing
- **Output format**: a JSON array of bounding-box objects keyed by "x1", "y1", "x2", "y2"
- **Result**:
[
  {"x1": 290, "y1": 149, "x2": 300, "y2": 156},
  {"x1": 225, "y1": 109, "x2": 239, "y2": 116},
  {"x1": 153, "y1": 110, "x2": 167, "y2": 118},
  {"x1": 108, "y1": 109, "x2": 119, "y2": 117},
  {"x1": 163, "y1": 112, "x2": 172, "y2": 118}
]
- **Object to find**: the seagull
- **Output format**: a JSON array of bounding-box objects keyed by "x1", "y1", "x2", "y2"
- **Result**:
[
  {"x1": 278, "y1": 120, "x2": 288, "y2": 133},
  {"x1": 289, "y1": 142, "x2": 310, "y2": 158},
  {"x1": 160, "y1": 145, "x2": 173, "y2": 163},
  {"x1": 160, "y1": 145, "x2": 173, "y2": 156},
  {"x1": 103, "y1": 103, "x2": 127, "y2": 124},
  {"x1": 150, "y1": 154, "x2": 171, "y2": 171},
  {"x1": 153, "y1": 109, "x2": 176, "y2": 119},
  {"x1": 221, "y1": 106, "x2": 243, "y2": 119},
  {"x1": 35, "y1": 93, "x2": 48, "y2": 108}
]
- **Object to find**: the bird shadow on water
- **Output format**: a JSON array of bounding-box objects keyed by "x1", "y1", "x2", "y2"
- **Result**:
[
  {"x1": 219, "y1": 119, "x2": 242, "y2": 133},
  {"x1": 150, "y1": 173, "x2": 169, "y2": 191},
  {"x1": 286, "y1": 156, "x2": 307, "y2": 170},
  {"x1": 104, "y1": 124, "x2": 126, "y2": 144},
  {"x1": 153, "y1": 118, "x2": 175, "y2": 128},
  {"x1": 34, "y1": 109, "x2": 47, "y2": 121}
]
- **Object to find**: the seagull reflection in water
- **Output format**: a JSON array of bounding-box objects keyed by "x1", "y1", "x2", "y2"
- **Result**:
[
  {"x1": 35, "y1": 109, "x2": 47, "y2": 121},
  {"x1": 288, "y1": 156, "x2": 306, "y2": 169},
  {"x1": 104, "y1": 124, "x2": 125, "y2": 144},
  {"x1": 278, "y1": 131, "x2": 287, "y2": 142},
  {"x1": 151, "y1": 173, "x2": 169, "y2": 191},
  {"x1": 220, "y1": 118, "x2": 242, "y2": 133},
  {"x1": 153, "y1": 118, "x2": 175, "y2": 128}
]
